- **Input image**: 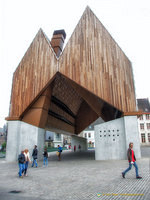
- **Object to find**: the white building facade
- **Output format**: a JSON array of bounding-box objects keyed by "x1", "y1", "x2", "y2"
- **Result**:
[
  {"x1": 138, "y1": 113, "x2": 150, "y2": 145},
  {"x1": 82, "y1": 130, "x2": 95, "y2": 148},
  {"x1": 45, "y1": 131, "x2": 63, "y2": 148}
]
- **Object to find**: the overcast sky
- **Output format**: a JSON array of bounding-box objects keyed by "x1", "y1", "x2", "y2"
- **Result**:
[{"x1": 0, "y1": 0, "x2": 150, "y2": 127}]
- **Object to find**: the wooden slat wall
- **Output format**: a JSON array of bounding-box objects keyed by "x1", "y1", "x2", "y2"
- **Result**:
[
  {"x1": 59, "y1": 7, "x2": 136, "y2": 113},
  {"x1": 8, "y1": 6, "x2": 136, "y2": 121},
  {"x1": 9, "y1": 29, "x2": 58, "y2": 118}
]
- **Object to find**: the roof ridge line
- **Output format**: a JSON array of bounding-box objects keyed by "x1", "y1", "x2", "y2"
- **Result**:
[{"x1": 40, "y1": 28, "x2": 59, "y2": 61}]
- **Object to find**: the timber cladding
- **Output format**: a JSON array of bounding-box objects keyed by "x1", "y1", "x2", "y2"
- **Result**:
[
  {"x1": 9, "y1": 29, "x2": 58, "y2": 118},
  {"x1": 59, "y1": 7, "x2": 136, "y2": 113},
  {"x1": 6, "y1": 6, "x2": 136, "y2": 132}
]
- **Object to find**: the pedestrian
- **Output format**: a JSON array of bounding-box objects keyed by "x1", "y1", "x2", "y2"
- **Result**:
[
  {"x1": 32, "y1": 145, "x2": 38, "y2": 168},
  {"x1": 24, "y1": 149, "x2": 31, "y2": 176},
  {"x1": 43, "y1": 148, "x2": 48, "y2": 167},
  {"x1": 122, "y1": 142, "x2": 142, "y2": 179},
  {"x1": 74, "y1": 145, "x2": 76, "y2": 152},
  {"x1": 57, "y1": 145, "x2": 62, "y2": 161},
  {"x1": 18, "y1": 150, "x2": 25, "y2": 178},
  {"x1": 78, "y1": 144, "x2": 81, "y2": 152}
]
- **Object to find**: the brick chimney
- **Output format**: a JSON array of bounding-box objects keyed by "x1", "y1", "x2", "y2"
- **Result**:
[{"x1": 50, "y1": 29, "x2": 66, "y2": 57}]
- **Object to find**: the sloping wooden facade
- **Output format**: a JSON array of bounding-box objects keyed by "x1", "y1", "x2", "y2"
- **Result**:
[
  {"x1": 59, "y1": 7, "x2": 136, "y2": 112},
  {"x1": 6, "y1": 7, "x2": 136, "y2": 134},
  {"x1": 9, "y1": 29, "x2": 58, "y2": 118}
]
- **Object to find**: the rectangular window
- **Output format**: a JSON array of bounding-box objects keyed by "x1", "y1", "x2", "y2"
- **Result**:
[
  {"x1": 146, "y1": 114, "x2": 150, "y2": 120},
  {"x1": 84, "y1": 133, "x2": 87, "y2": 138},
  {"x1": 140, "y1": 123, "x2": 144, "y2": 130},
  {"x1": 141, "y1": 134, "x2": 146, "y2": 143},
  {"x1": 146, "y1": 123, "x2": 150, "y2": 129},
  {"x1": 88, "y1": 133, "x2": 91, "y2": 138},
  {"x1": 148, "y1": 133, "x2": 150, "y2": 142},
  {"x1": 139, "y1": 115, "x2": 143, "y2": 120},
  {"x1": 55, "y1": 134, "x2": 61, "y2": 141}
]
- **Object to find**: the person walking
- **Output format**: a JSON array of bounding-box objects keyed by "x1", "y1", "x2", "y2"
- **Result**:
[
  {"x1": 18, "y1": 150, "x2": 25, "y2": 178},
  {"x1": 122, "y1": 142, "x2": 142, "y2": 179},
  {"x1": 78, "y1": 144, "x2": 81, "y2": 152},
  {"x1": 57, "y1": 145, "x2": 62, "y2": 161},
  {"x1": 43, "y1": 148, "x2": 48, "y2": 167},
  {"x1": 32, "y1": 145, "x2": 38, "y2": 168},
  {"x1": 24, "y1": 149, "x2": 31, "y2": 176}
]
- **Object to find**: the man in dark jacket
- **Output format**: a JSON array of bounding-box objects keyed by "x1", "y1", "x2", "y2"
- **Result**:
[
  {"x1": 43, "y1": 148, "x2": 48, "y2": 167},
  {"x1": 18, "y1": 150, "x2": 25, "y2": 177},
  {"x1": 122, "y1": 142, "x2": 142, "y2": 179},
  {"x1": 32, "y1": 145, "x2": 38, "y2": 167}
]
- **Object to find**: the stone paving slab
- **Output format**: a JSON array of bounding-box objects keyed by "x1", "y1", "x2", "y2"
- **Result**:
[{"x1": 0, "y1": 147, "x2": 150, "y2": 200}]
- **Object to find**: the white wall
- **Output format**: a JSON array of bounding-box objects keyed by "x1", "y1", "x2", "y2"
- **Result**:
[
  {"x1": 71, "y1": 135, "x2": 87, "y2": 152},
  {"x1": 94, "y1": 116, "x2": 141, "y2": 160},
  {"x1": 124, "y1": 116, "x2": 141, "y2": 158},
  {"x1": 6, "y1": 121, "x2": 45, "y2": 162},
  {"x1": 6, "y1": 121, "x2": 21, "y2": 162}
]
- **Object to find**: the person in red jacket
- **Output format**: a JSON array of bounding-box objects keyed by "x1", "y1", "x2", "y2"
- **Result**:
[{"x1": 122, "y1": 142, "x2": 142, "y2": 179}]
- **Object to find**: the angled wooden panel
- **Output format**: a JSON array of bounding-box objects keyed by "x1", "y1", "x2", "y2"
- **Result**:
[
  {"x1": 59, "y1": 6, "x2": 136, "y2": 113},
  {"x1": 9, "y1": 29, "x2": 58, "y2": 118},
  {"x1": 75, "y1": 100, "x2": 99, "y2": 134}
]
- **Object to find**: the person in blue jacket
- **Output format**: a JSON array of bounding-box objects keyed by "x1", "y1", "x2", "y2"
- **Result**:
[
  {"x1": 18, "y1": 150, "x2": 25, "y2": 178},
  {"x1": 57, "y1": 145, "x2": 62, "y2": 161}
]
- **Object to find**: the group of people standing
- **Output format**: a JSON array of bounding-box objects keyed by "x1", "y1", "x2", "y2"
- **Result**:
[
  {"x1": 18, "y1": 148, "x2": 31, "y2": 178},
  {"x1": 18, "y1": 145, "x2": 39, "y2": 178},
  {"x1": 73, "y1": 144, "x2": 81, "y2": 152},
  {"x1": 18, "y1": 145, "x2": 62, "y2": 177}
]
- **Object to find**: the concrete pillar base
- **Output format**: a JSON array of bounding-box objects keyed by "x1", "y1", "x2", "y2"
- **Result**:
[
  {"x1": 94, "y1": 116, "x2": 141, "y2": 160},
  {"x1": 6, "y1": 121, "x2": 45, "y2": 162}
]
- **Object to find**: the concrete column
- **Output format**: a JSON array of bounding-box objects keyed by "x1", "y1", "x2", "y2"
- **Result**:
[
  {"x1": 124, "y1": 116, "x2": 141, "y2": 158},
  {"x1": 71, "y1": 135, "x2": 87, "y2": 152},
  {"x1": 6, "y1": 121, "x2": 21, "y2": 162},
  {"x1": 6, "y1": 121, "x2": 45, "y2": 162},
  {"x1": 94, "y1": 116, "x2": 141, "y2": 160}
]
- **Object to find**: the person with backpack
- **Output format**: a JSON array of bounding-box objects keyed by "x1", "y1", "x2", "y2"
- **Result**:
[
  {"x1": 18, "y1": 150, "x2": 25, "y2": 178},
  {"x1": 43, "y1": 148, "x2": 48, "y2": 167},
  {"x1": 31, "y1": 145, "x2": 38, "y2": 167}
]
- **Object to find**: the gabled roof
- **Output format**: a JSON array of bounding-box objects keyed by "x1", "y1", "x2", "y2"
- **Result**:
[{"x1": 6, "y1": 6, "x2": 137, "y2": 134}]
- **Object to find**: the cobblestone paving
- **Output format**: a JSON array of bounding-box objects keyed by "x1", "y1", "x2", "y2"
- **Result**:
[{"x1": 0, "y1": 147, "x2": 149, "y2": 200}]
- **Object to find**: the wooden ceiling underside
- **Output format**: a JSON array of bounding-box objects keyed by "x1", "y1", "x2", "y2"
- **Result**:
[{"x1": 45, "y1": 73, "x2": 122, "y2": 134}]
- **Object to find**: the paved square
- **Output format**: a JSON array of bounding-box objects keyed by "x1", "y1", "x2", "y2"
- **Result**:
[{"x1": 0, "y1": 147, "x2": 149, "y2": 200}]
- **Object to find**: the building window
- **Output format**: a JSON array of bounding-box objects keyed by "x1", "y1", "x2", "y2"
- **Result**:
[
  {"x1": 146, "y1": 114, "x2": 150, "y2": 120},
  {"x1": 148, "y1": 133, "x2": 150, "y2": 142},
  {"x1": 84, "y1": 133, "x2": 87, "y2": 138},
  {"x1": 139, "y1": 115, "x2": 143, "y2": 120},
  {"x1": 140, "y1": 123, "x2": 144, "y2": 130},
  {"x1": 56, "y1": 133, "x2": 61, "y2": 140},
  {"x1": 146, "y1": 123, "x2": 150, "y2": 129},
  {"x1": 141, "y1": 134, "x2": 146, "y2": 143},
  {"x1": 88, "y1": 133, "x2": 91, "y2": 138}
]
